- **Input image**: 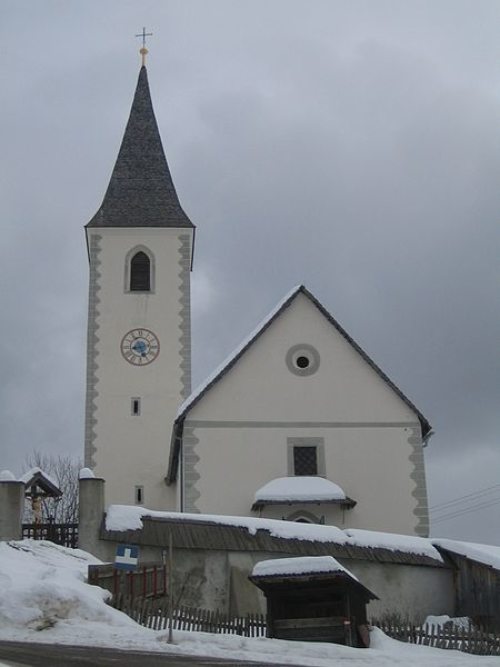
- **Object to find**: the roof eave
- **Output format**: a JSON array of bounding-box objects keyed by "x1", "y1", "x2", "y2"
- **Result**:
[{"x1": 251, "y1": 497, "x2": 357, "y2": 511}]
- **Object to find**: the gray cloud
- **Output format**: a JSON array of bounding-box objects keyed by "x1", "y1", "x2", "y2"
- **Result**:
[{"x1": 1, "y1": 0, "x2": 499, "y2": 542}]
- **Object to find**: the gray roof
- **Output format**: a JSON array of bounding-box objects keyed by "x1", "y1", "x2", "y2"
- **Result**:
[
  {"x1": 167, "y1": 285, "x2": 432, "y2": 483},
  {"x1": 87, "y1": 66, "x2": 194, "y2": 229}
]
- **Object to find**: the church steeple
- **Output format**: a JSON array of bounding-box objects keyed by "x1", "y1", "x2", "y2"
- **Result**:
[{"x1": 87, "y1": 66, "x2": 193, "y2": 228}]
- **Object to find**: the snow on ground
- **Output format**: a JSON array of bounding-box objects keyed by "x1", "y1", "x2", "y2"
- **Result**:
[
  {"x1": 0, "y1": 539, "x2": 498, "y2": 666},
  {"x1": 254, "y1": 476, "x2": 347, "y2": 503},
  {"x1": 425, "y1": 616, "x2": 472, "y2": 630},
  {"x1": 105, "y1": 505, "x2": 443, "y2": 562}
]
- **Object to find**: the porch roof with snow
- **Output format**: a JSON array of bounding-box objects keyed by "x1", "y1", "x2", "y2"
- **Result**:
[
  {"x1": 251, "y1": 476, "x2": 356, "y2": 511},
  {"x1": 167, "y1": 285, "x2": 432, "y2": 484}
]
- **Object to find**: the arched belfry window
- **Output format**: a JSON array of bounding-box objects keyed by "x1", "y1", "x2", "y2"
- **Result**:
[{"x1": 130, "y1": 251, "x2": 151, "y2": 291}]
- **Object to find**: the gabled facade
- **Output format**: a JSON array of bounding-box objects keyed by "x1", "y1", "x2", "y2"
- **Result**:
[{"x1": 169, "y1": 286, "x2": 431, "y2": 536}]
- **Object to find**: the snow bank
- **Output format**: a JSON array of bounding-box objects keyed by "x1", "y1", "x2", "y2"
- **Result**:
[
  {"x1": 0, "y1": 470, "x2": 17, "y2": 481},
  {"x1": 252, "y1": 555, "x2": 357, "y2": 579},
  {"x1": 106, "y1": 506, "x2": 443, "y2": 562},
  {"x1": 0, "y1": 540, "x2": 135, "y2": 632},
  {"x1": 0, "y1": 541, "x2": 497, "y2": 666},
  {"x1": 424, "y1": 615, "x2": 471, "y2": 630},
  {"x1": 254, "y1": 476, "x2": 346, "y2": 503}
]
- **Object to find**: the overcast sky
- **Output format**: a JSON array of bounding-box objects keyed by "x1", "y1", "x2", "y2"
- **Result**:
[{"x1": 1, "y1": 1, "x2": 499, "y2": 543}]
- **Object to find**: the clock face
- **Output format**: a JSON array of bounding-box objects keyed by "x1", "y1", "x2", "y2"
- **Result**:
[{"x1": 121, "y1": 328, "x2": 160, "y2": 366}]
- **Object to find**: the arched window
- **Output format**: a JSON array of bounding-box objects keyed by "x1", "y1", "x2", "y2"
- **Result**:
[
  {"x1": 287, "y1": 510, "x2": 324, "y2": 525},
  {"x1": 130, "y1": 251, "x2": 151, "y2": 291}
]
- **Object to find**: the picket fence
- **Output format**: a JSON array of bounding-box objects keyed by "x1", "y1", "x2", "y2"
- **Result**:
[
  {"x1": 372, "y1": 621, "x2": 500, "y2": 656},
  {"x1": 112, "y1": 595, "x2": 267, "y2": 637}
]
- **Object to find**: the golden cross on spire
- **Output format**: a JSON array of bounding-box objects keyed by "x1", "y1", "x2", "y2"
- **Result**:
[{"x1": 135, "y1": 27, "x2": 153, "y2": 66}]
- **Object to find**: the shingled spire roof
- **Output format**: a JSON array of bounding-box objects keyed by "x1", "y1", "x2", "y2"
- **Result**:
[{"x1": 87, "y1": 66, "x2": 193, "y2": 228}]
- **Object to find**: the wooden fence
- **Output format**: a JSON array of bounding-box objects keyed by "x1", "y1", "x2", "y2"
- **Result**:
[
  {"x1": 22, "y1": 522, "x2": 78, "y2": 549},
  {"x1": 88, "y1": 563, "x2": 167, "y2": 600},
  {"x1": 113, "y1": 596, "x2": 267, "y2": 637},
  {"x1": 372, "y1": 621, "x2": 500, "y2": 656}
]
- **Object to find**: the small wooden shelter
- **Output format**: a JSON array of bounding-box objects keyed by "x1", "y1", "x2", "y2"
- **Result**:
[
  {"x1": 20, "y1": 467, "x2": 62, "y2": 523},
  {"x1": 249, "y1": 556, "x2": 378, "y2": 646}
]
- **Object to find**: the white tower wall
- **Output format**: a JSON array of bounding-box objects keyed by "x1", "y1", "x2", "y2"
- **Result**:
[{"x1": 85, "y1": 227, "x2": 193, "y2": 509}]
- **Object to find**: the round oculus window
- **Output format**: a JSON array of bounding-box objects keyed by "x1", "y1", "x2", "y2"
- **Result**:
[
  {"x1": 296, "y1": 356, "x2": 310, "y2": 369},
  {"x1": 285, "y1": 344, "x2": 320, "y2": 376}
]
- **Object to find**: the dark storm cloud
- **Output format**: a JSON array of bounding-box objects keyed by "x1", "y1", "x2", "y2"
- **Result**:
[{"x1": 1, "y1": 1, "x2": 498, "y2": 542}]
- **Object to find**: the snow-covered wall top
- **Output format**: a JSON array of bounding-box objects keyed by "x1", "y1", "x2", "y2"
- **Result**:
[
  {"x1": 105, "y1": 505, "x2": 443, "y2": 563},
  {"x1": 79, "y1": 468, "x2": 96, "y2": 480},
  {"x1": 0, "y1": 470, "x2": 17, "y2": 481}
]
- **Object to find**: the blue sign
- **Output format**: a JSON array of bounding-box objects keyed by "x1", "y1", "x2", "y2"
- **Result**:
[{"x1": 115, "y1": 544, "x2": 139, "y2": 571}]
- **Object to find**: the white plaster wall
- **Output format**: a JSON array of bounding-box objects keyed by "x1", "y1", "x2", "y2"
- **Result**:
[
  {"x1": 87, "y1": 228, "x2": 192, "y2": 509},
  {"x1": 183, "y1": 293, "x2": 426, "y2": 534},
  {"x1": 341, "y1": 561, "x2": 455, "y2": 624},
  {"x1": 187, "y1": 425, "x2": 419, "y2": 534}
]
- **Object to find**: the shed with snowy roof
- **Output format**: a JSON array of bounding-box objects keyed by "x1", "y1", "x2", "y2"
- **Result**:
[{"x1": 249, "y1": 555, "x2": 378, "y2": 646}]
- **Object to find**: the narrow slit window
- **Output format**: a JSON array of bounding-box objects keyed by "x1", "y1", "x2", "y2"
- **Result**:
[
  {"x1": 131, "y1": 397, "x2": 141, "y2": 416},
  {"x1": 130, "y1": 251, "x2": 150, "y2": 291},
  {"x1": 135, "y1": 486, "x2": 144, "y2": 505}
]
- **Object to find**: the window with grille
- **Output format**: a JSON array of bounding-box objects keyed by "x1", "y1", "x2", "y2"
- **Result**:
[
  {"x1": 293, "y1": 446, "x2": 318, "y2": 476},
  {"x1": 130, "y1": 251, "x2": 151, "y2": 291}
]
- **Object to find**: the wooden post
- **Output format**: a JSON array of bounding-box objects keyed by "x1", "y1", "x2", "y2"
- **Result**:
[
  {"x1": 344, "y1": 594, "x2": 353, "y2": 647},
  {"x1": 167, "y1": 531, "x2": 173, "y2": 643}
]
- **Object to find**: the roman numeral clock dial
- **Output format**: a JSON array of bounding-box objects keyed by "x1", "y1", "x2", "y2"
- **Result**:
[{"x1": 120, "y1": 328, "x2": 160, "y2": 366}]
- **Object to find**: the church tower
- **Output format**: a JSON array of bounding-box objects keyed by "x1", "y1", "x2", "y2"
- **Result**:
[{"x1": 84, "y1": 62, "x2": 194, "y2": 510}]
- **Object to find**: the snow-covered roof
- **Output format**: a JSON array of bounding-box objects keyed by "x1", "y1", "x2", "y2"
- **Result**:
[
  {"x1": 19, "y1": 467, "x2": 62, "y2": 497},
  {"x1": 105, "y1": 505, "x2": 443, "y2": 564},
  {"x1": 252, "y1": 476, "x2": 355, "y2": 510},
  {"x1": 167, "y1": 285, "x2": 432, "y2": 484},
  {"x1": 252, "y1": 555, "x2": 356, "y2": 579},
  {"x1": 433, "y1": 538, "x2": 500, "y2": 571}
]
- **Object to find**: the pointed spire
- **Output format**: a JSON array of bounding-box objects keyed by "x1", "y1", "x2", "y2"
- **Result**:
[{"x1": 87, "y1": 66, "x2": 193, "y2": 229}]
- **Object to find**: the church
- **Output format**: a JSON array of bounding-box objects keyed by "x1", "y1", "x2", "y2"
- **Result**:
[{"x1": 84, "y1": 59, "x2": 432, "y2": 538}]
